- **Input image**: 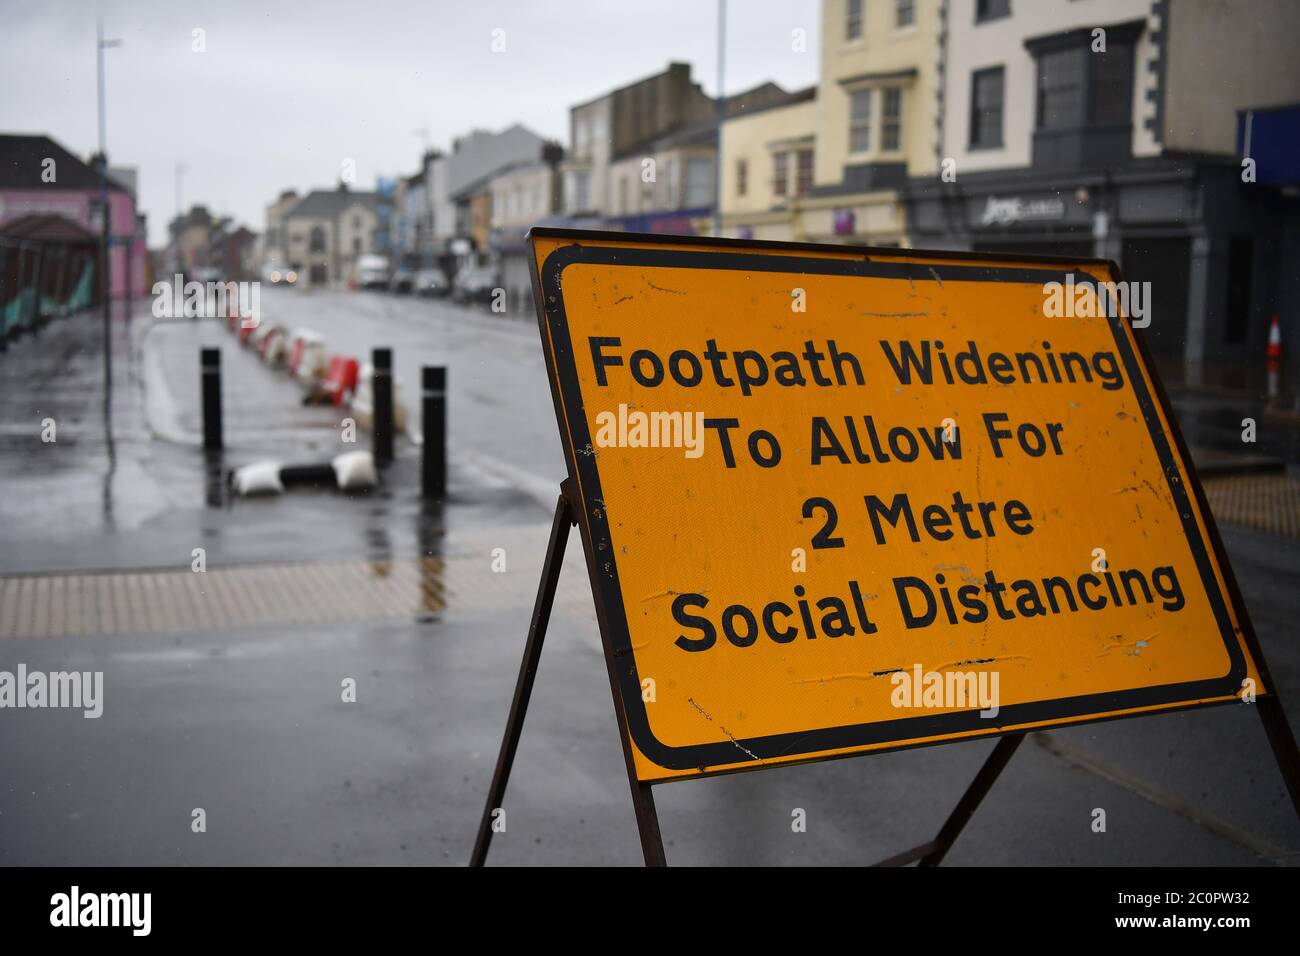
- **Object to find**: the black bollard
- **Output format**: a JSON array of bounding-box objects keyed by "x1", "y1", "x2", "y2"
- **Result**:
[
  {"x1": 201, "y1": 347, "x2": 223, "y2": 451},
  {"x1": 372, "y1": 347, "x2": 393, "y2": 466},
  {"x1": 422, "y1": 366, "x2": 446, "y2": 499}
]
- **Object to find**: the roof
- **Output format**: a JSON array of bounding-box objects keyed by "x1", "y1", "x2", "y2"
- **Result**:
[
  {"x1": 0, "y1": 212, "x2": 99, "y2": 244},
  {"x1": 569, "y1": 60, "x2": 693, "y2": 113},
  {"x1": 0, "y1": 134, "x2": 127, "y2": 192},
  {"x1": 480, "y1": 154, "x2": 559, "y2": 188},
  {"x1": 285, "y1": 187, "x2": 380, "y2": 220},
  {"x1": 631, "y1": 123, "x2": 718, "y2": 155},
  {"x1": 450, "y1": 172, "x2": 496, "y2": 203},
  {"x1": 723, "y1": 85, "x2": 817, "y2": 124}
]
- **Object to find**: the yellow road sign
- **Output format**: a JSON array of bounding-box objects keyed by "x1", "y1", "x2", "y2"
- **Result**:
[{"x1": 529, "y1": 230, "x2": 1264, "y2": 782}]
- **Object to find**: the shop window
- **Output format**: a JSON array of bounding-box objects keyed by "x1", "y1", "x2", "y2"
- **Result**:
[
  {"x1": 969, "y1": 67, "x2": 1004, "y2": 149},
  {"x1": 1224, "y1": 238, "x2": 1253, "y2": 345}
]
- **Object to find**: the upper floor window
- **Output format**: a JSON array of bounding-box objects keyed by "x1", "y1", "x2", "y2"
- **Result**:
[
  {"x1": 969, "y1": 66, "x2": 1005, "y2": 148},
  {"x1": 309, "y1": 226, "x2": 326, "y2": 253},
  {"x1": 773, "y1": 151, "x2": 789, "y2": 196},
  {"x1": 881, "y1": 87, "x2": 903, "y2": 150},
  {"x1": 795, "y1": 150, "x2": 814, "y2": 196},
  {"x1": 568, "y1": 170, "x2": 591, "y2": 211},
  {"x1": 846, "y1": 0, "x2": 864, "y2": 40},
  {"x1": 735, "y1": 158, "x2": 748, "y2": 197},
  {"x1": 1036, "y1": 46, "x2": 1087, "y2": 129},
  {"x1": 1089, "y1": 39, "x2": 1137, "y2": 126},
  {"x1": 895, "y1": 0, "x2": 915, "y2": 28},
  {"x1": 976, "y1": 0, "x2": 1010, "y2": 23},
  {"x1": 684, "y1": 157, "x2": 713, "y2": 208},
  {"x1": 849, "y1": 88, "x2": 873, "y2": 153},
  {"x1": 1031, "y1": 32, "x2": 1138, "y2": 131},
  {"x1": 772, "y1": 150, "x2": 813, "y2": 198}
]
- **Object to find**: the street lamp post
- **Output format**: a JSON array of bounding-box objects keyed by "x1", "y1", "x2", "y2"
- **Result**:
[
  {"x1": 96, "y1": 19, "x2": 123, "y2": 394},
  {"x1": 713, "y1": 0, "x2": 726, "y2": 238}
]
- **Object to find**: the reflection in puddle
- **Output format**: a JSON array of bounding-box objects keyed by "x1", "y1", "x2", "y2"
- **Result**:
[{"x1": 417, "y1": 500, "x2": 445, "y2": 623}]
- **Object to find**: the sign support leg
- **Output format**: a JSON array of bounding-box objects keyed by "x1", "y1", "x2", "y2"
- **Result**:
[
  {"x1": 873, "y1": 732, "x2": 1025, "y2": 867},
  {"x1": 1257, "y1": 696, "x2": 1300, "y2": 817},
  {"x1": 469, "y1": 488, "x2": 574, "y2": 867},
  {"x1": 918, "y1": 732, "x2": 1025, "y2": 866}
]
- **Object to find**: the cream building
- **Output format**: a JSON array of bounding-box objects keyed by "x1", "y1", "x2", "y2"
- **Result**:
[
  {"x1": 283, "y1": 185, "x2": 381, "y2": 289},
  {"x1": 720, "y1": 0, "x2": 943, "y2": 244},
  {"x1": 489, "y1": 152, "x2": 564, "y2": 313},
  {"x1": 719, "y1": 90, "x2": 818, "y2": 241},
  {"x1": 606, "y1": 127, "x2": 717, "y2": 219}
]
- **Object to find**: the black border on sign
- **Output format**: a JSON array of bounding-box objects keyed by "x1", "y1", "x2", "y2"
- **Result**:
[{"x1": 527, "y1": 228, "x2": 1248, "y2": 774}]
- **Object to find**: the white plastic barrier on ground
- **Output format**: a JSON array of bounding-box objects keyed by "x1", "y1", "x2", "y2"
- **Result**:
[
  {"x1": 261, "y1": 328, "x2": 288, "y2": 366},
  {"x1": 287, "y1": 328, "x2": 328, "y2": 386}
]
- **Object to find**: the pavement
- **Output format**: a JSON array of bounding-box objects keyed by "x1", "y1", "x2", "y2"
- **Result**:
[{"x1": 1, "y1": 291, "x2": 1298, "y2": 866}]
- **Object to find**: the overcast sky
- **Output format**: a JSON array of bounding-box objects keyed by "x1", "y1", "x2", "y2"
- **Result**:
[{"x1": 0, "y1": 0, "x2": 821, "y2": 245}]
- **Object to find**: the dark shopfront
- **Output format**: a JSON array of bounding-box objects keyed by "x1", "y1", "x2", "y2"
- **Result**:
[{"x1": 904, "y1": 156, "x2": 1292, "y2": 396}]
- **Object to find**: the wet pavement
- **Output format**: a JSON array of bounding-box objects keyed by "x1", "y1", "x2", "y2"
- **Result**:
[{"x1": 1, "y1": 295, "x2": 1298, "y2": 865}]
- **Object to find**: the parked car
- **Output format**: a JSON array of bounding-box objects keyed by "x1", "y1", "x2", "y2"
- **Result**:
[
  {"x1": 356, "y1": 254, "x2": 390, "y2": 290},
  {"x1": 389, "y1": 265, "x2": 416, "y2": 294},
  {"x1": 414, "y1": 268, "x2": 449, "y2": 297},
  {"x1": 452, "y1": 266, "x2": 500, "y2": 306},
  {"x1": 263, "y1": 264, "x2": 297, "y2": 286}
]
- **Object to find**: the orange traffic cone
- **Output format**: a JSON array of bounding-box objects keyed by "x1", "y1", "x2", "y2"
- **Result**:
[{"x1": 1266, "y1": 313, "x2": 1282, "y2": 402}]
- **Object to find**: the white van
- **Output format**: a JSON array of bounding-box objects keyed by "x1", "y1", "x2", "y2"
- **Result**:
[{"x1": 356, "y1": 254, "x2": 390, "y2": 290}]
